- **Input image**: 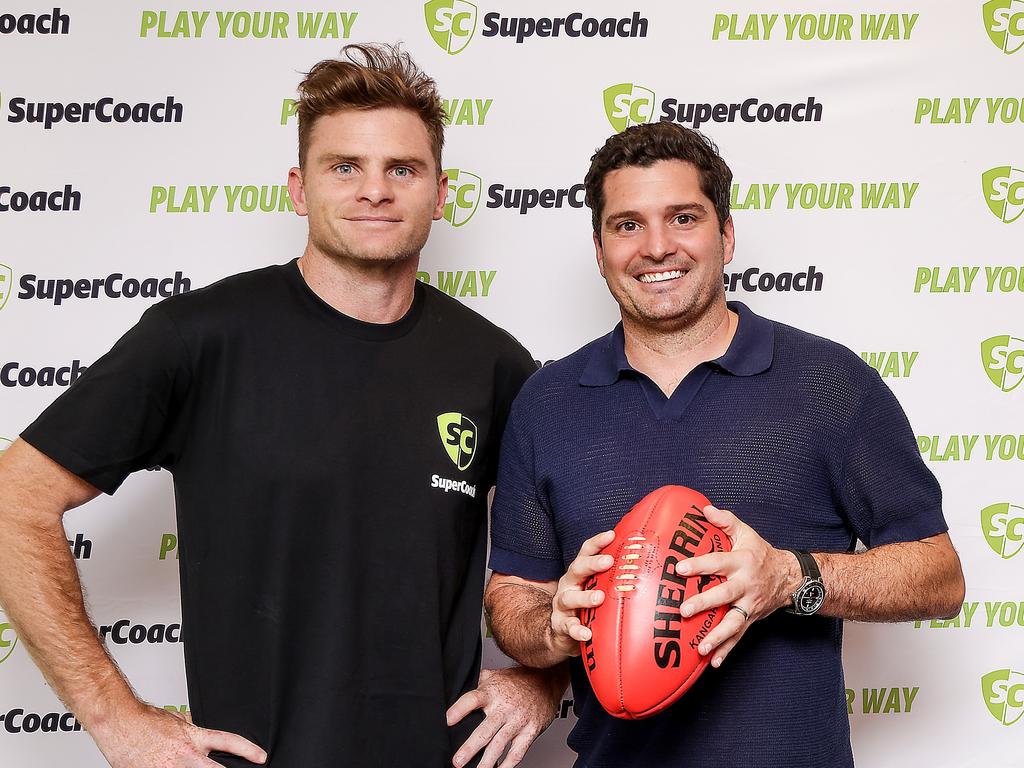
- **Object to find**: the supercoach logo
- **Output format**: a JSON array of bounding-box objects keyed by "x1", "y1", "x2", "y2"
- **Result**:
[
  {"x1": 604, "y1": 83, "x2": 656, "y2": 132},
  {"x1": 0, "y1": 263, "x2": 11, "y2": 310},
  {"x1": 983, "y1": 669, "x2": 1024, "y2": 725},
  {"x1": 443, "y1": 168, "x2": 481, "y2": 226},
  {"x1": 0, "y1": 8, "x2": 69, "y2": 34},
  {"x1": 0, "y1": 708, "x2": 81, "y2": 733},
  {"x1": 982, "y1": 503, "x2": 1024, "y2": 559},
  {"x1": 984, "y1": 0, "x2": 1024, "y2": 54},
  {"x1": 0, "y1": 619, "x2": 17, "y2": 664},
  {"x1": 1, "y1": 360, "x2": 87, "y2": 387},
  {"x1": 4, "y1": 95, "x2": 183, "y2": 130},
  {"x1": 724, "y1": 266, "x2": 823, "y2": 292},
  {"x1": 425, "y1": 3, "x2": 647, "y2": 54},
  {"x1": 600, "y1": 83, "x2": 822, "y2": 131},
  {"x1": 425, "y1": 0, "x2": 477, "y2": 54},
  {"x1": 983, "y1": 166, "x2": 1024, "y2": 223},
  {"x1": 982, "y1": 335, "x2": 1024, "y2": 392},
  {"x1": 17, "y1": 270, "x2": 191, "y2": 306},
  {"x1": 0, "y1": 184, "x2": 80, "y2": 212},
  {"x1": 99, "y1": 619, "x2": 181, "y2": 645},
  {"x1": 437, "y1": 412, "x2": 476, "y2": 470}
]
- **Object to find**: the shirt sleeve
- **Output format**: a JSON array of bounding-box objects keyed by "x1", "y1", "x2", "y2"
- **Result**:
[
  {"x1": 837, "y1": 371, "x2": 947, "y2": 548},
  {"x1": 489, "y1": 393, "x2": 565, "y2": 581},
  {"x1": 20, "y1": 305, "x2": 192, "y2": 494}
]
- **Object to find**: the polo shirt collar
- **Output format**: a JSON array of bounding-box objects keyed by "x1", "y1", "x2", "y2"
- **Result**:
[{"x1": 578, "y1": 301, "x2": 774, "y2": 387}]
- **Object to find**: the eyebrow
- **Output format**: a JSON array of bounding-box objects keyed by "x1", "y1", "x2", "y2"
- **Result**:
[
  {"x1": 604, "y1": 202, "x2": 709, "y2": 227},
  {"x1": 317, "y1": 153, "x2": 431, "y2": 171}
]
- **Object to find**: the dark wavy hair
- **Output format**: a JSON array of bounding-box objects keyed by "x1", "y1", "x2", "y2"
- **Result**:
[{"x1": 584, "y1": 122, "x2": 733, "y2": 237}]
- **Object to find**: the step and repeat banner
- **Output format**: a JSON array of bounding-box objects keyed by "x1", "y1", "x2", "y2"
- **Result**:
[{"x1": 1, "y1": 1, "x2": 1022, "y2": 766}]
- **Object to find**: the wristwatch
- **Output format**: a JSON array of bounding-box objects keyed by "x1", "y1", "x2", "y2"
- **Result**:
[{"x1": 784, "y1": 549, "x2": 825, "y2": 615}]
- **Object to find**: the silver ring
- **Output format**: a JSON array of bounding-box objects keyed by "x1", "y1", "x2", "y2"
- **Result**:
[{"x1": 728, "y1": 604, "x2": 750, "y2": 621}]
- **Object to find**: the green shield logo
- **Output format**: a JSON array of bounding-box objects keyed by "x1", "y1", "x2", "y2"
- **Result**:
[
  {"x1": 443, "y1": 168, "x2": 482, "y2": 227},
  {"x1": 425, "y1": 0, "x2": 477, "y2": 55},
  {"x1": 0, "y1": 621, "x2": 17, "y2": 665},
  {"x1": 983, "y1": 166, "x2": 1024, "y2": 223},
  {"x1": 0, "y1": 263, "x2": 12, "y2": 311},
  {"x1": 983, "y1": 669, "x2": 1024, "y2": 725},
  {"x1": 983, "y1": 0, "x2": 1024, "y2": 54},
  {"x1": 437, "y1": 412, "x2": 477, "y2": 470},
  {"x1": 982, "y1": 503, "x2": 1024, "y2": 559},
  {"x1": 982, "y1": 335, "x2": 1024, "y2": 391},
  {"x1": 603, "y1": 83, "x2": 656, "y2": 132}
]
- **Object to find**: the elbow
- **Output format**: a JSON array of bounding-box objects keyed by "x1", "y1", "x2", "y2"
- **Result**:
[{"x1": 935, "y1": 557, "x2": 966, "y2": 621}]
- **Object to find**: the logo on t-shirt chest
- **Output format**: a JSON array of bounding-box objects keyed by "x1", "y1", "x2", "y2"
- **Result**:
[{"x1": 432, "y1": 411, "x2": 479, "y2": 498}]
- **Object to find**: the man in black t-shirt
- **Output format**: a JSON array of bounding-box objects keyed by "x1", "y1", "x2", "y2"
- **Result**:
[{"x1": 0, "y1": 45, "x2": 563, "y2": 768}]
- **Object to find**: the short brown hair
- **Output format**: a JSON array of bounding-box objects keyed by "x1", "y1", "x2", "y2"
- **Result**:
[
  {"x1": 584, "y1": 122, "x2": 733, "y2": 237},
  {"x1": 296, "y1": 43, "x2": 446, "y2": 171}
]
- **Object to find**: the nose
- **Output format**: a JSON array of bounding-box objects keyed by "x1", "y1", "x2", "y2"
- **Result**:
[
  {"x1": 355, "y1": 168, "x2": 393, "y2": 206},
  {"x1": 639, "y1": 221, "x2": 675, "y2": 262}
]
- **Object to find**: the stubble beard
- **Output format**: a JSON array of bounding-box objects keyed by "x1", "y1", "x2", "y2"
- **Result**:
[{"x1": 309, "y1": 214, "x2": 432, "y2": 269}]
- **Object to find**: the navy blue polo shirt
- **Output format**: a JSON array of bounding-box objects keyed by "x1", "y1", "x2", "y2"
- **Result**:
[{"x1": 490, "y1": 302, "x2": 946, "y2": 768}]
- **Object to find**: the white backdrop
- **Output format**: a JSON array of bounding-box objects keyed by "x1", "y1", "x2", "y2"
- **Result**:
[{"x1": 0, "y1": 1, "x2": 1022, "y2": 765}]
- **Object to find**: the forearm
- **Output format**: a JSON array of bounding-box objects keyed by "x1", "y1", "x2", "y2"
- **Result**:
[
  {"x1": 812, "y1": 535, "x2": 965, "y2": 622},
  {"x1": 0, "y1": 447, "x2": 140, "y2": 732},
  {"x1": 485, "y1": 582, "x2": 572, "y2": 668}
]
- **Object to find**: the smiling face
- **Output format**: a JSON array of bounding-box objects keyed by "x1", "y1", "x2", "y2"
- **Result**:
[
  {"x1": 595, "y1": 159, "x2": 734, "y2": 332},
  {"x1": 288, "y1": 107, "x2": 447, "y2": 267}
]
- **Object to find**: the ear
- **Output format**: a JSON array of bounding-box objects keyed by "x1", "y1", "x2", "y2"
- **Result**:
[
  {"x1": 432, "y1": 171, "x2": 449, "y2": 221},
  {"x1": 721, "y1": 216, "x2": 735, "y2": 266},
  {"x1": 593, "y1": 231, "x2": 606, "y2": 278},
  {"x1": 287, "y1": 167, "x2": 308, "y2": 217}
]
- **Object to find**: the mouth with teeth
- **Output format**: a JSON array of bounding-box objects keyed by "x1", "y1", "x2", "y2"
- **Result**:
[{"x1": 637, "y1": 269, "x2": 686, "y2": 284}]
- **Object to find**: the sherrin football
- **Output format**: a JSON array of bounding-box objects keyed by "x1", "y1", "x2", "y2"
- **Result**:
[{"x1": 579, "y1": 485, "x2": 731, "y2": 719}]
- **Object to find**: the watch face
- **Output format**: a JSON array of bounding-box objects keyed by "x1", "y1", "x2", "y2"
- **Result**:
[{"x1": 797, "y1": 581, "x2": 826, "y2": 614}]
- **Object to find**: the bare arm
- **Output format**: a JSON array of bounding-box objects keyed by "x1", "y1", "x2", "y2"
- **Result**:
[
  {"x1": 484, "y1": 530, "x2": 615, "y2": 669},
  {"x1": 0, "y1": 439, "x2": 265, "y2": 767},
  {"x1": 678, "y1": 505, "x2": 966, "y2": 667}
]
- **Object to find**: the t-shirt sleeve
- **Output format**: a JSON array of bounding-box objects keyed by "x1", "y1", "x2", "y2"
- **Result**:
[
  {"x1": 20, "y1": 305, "x2": 192, "y2": 495},
  {"x1": 837, "y1": 371, "x2": 947, "y2": 548},
  {"x1": 489, "y1": 394, "x2": 565, "y2": 582}
]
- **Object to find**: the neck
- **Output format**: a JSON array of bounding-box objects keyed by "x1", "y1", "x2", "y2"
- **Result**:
[
  {"x1": 297, "y1": 242, "x2": 420, "y2": 324},
  {"x1": 622, "y1": 301, "x2": 737, "y2": 396}
]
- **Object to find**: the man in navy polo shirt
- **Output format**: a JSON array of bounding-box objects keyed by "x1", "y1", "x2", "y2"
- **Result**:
[{"x1": 482, "y1": 122, "x2": 965, "y2": 768}]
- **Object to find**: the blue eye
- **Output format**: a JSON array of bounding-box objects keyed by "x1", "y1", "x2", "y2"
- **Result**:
[
  {"x1": 336, "y1": 164, "x2": 354, "y2": 174},
  {"x1": 394, "y1": 167, "x2": 412, "y2": 177}
]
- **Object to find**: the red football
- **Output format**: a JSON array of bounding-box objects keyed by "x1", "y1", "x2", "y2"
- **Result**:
[{"x1": 578, "y1": 485, "x2": 731, "y2": 719}]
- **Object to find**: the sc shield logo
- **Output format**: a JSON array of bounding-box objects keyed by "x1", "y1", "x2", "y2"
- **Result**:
[
  {"x1": 983, "y1": 503, "x2": 1024, "y2": 559},
  {"x1": 983, "y1": 166, "x2": 1024, "y2": 223},
  {"x1": 0, "y1": 263, "x2": 11, "y2": 311},
  {"x1": 425, "y1": 0, "x2": 477, "y2": 54},
  {"x1": 0, "y1": 621, "x2": 17, "y2": 664},
  {"x1": 982, "y1": 335, "x2": 1024, "y2": 391},
  {"x1": 604, "y1": 83, "x2": 655, "y2": 132},
  {"x1": 984, "y1": 0, "x2": 1024, "y2": 54},
  {"x1": 443, "y1": 168, "x2": 481, "y2": 226},
  {"x1": 437, "y1": 412, "x2": 477, "y2": 470},
  {"x1": 983, "y1": 669, "x2": 1024, "y2": 725}
]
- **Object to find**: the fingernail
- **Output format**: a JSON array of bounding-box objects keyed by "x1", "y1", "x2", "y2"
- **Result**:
[
  {"x1": 677, "y1": 564, "x2": 690, "y2": 575},
  {"x1": 699, "y1": 644, "x2": 710, "y2": 655},
  {"x1": 592, "y1": 593, "x2": 601, "y2": 605},
  {"x1": 712, "y1": 657, "x2": 722, "y2": 668},
  {"x1": 682, "y1": 605, "x2": 693, "y2": 617}
]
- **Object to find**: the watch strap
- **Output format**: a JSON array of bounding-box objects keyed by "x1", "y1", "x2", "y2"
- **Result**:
[{"x1": 785, "y1": 549, "x2": 821, "y2": 581}]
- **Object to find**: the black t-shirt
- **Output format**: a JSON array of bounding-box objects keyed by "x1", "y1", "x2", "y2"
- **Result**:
[{"x1": 22, "y1": 260, "x2": 536, "y2": 767}]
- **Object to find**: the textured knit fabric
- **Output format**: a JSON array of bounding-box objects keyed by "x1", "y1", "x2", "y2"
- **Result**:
[{"x1": 490, "y1": 302, "x2": 947, "y2": 768}]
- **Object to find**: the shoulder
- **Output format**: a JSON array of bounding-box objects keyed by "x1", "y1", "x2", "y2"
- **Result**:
[
  {"x1": 421, "y1": 284, "x2": 534, "y2": 368},
  {"x1": 149, "y1": 262, "x2": 292, "y2": 328},
  {"x1": 513, "y1": 333, "x2": 610, "y2": 406}
]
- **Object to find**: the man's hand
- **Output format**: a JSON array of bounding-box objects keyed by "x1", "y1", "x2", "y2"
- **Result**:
[
  {"x1": 92, "y1": 703, "x2": 267, "y2": 767},
  {"x1": 447, "y1": 665, "x2": 567, "y2": 768},
  {"x1": 676, "y1": 505, "x2": 797, "y2": 669},
  {"x1": 548, "y1": 530, "x2": 616, "y2": 659}
]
